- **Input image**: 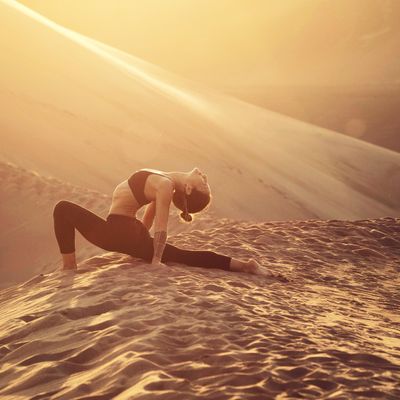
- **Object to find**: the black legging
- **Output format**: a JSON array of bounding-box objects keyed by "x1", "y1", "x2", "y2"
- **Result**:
[{"x1": 53, "y1": 200, "x2": 231, "y2": 270}]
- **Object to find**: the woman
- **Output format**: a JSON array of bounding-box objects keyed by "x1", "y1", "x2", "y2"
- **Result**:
[{"x1": 53, "y1": 167, "x2": 260, "y2": 273}]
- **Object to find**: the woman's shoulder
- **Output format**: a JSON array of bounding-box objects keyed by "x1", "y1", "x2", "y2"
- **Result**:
[
  {"x1": 141, "y1": 169, "x2": 173, "y2": 183},
  {"x1": 139, "y1": 168, "x2": 164, "y2": 175}
]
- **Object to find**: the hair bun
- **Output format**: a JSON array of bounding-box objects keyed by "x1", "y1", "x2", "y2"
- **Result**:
[{"x1": 180, "y1": 211, "x2": 192, "y2": 222}]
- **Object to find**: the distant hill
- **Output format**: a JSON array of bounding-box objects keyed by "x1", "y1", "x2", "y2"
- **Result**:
[{"x1": 221, "y1": 84, "x2": 400, "y2": 153}]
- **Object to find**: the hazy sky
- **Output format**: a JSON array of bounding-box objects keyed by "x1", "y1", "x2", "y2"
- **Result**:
[{"x1": 18, "y1": 0, "x2": 400, "y2": 87}]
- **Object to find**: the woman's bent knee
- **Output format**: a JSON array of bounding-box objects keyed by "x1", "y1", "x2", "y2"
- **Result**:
[{"x1": 53, "y1": 200, "x2": 72, "y2": 217}]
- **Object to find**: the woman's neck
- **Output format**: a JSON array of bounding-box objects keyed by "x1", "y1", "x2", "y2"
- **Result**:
[{"x1": 164, "y1": 171, "x2": 187, "y2": 192}]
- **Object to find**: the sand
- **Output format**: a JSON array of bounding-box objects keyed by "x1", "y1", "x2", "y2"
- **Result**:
[
  {"x1": 1, "y1": 1, "x2": 400, "y2": 398},
  {"x1": 0, "y1": 217, "x2": 399, "y2": 399}
]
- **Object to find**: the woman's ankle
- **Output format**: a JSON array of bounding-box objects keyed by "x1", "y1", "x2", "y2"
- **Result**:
[
  {"x1": 229, "y1": 258, "x2": 246, "y2": 272},
  {"x1": 62, "y1": 264, "x2": 77, "y2": 270},
  {"x1": 62, "y1": 251, "x2": 77, "y2": 269}
]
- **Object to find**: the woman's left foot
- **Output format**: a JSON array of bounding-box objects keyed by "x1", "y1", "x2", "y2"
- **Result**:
[{"x1": 230, "y1": 258, "x2": 261, "y2": 274}]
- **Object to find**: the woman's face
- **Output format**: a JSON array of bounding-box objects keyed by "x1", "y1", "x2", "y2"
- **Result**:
[{"x1": 187, "y1": 167, "x2": 210, "y2": 194}]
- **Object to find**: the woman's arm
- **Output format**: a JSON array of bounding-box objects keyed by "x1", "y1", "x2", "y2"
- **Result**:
[
  {"x1": 152, "y1": 180, "x2": 173, "y2": 265},
  {"x1": 142, "y1": 201, "x2": 156, "y2": 231}
]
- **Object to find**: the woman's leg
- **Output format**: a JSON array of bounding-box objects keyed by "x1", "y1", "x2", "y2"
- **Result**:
[
  {"x1": 53, "y1": 202, "x2": 258, "y2": 274},
  {"x1": 131, "y1": 226, "x2": 260, "y2": 273},
  {"x1": 160, "y1": 245, "x2": 259, "y2": 273},
  {"x1": 162, "y1": 244, "x2": 232, "y2": 270},
  {"x1": 131, "y1": 230, "x2": 232, "y2": 271},
  {"x1": 53, "y1": 201, "x2": 150, "y2": 266},
  {"x1": 53, "y1": 200, "x2": 113, "y2": 256}
]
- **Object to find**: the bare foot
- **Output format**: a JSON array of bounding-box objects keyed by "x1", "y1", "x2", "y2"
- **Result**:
[
  {"x1": 243, "y1": 258, "x2": 261, "y2": 274},
  {"x1": 230, "y1": 258, "x2": 261, "y2": 274}
]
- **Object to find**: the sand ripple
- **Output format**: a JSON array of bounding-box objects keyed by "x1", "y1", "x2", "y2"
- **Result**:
[{"x1": 0, "y1": 217, "x2": 399, "y2": 399}]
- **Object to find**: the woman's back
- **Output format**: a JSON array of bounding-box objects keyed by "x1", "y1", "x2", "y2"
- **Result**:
[
  {"x1": 128, "y1": 169, "x2": 173, "y2": 207},
  {"x1": 107, "y1": 169, "x2": 173, "y2": 218}
]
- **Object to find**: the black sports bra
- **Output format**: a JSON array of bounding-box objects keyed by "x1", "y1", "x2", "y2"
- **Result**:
[{"x1": 127, "y1": 169, "x2": 173, "y2": 207}]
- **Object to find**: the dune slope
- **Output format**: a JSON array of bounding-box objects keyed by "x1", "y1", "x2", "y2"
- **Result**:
[
  {"x1": 0, "y1": 160, "x2": 110, "y2": 288},
  {"x1": 0, "y1": 216, "x2": 399, "y2": 399},
  {"x1": 0, "y1": 0, "x2": 400, "y2": 221}
]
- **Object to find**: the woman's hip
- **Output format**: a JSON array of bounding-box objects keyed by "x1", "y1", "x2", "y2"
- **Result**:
[{"x1": 105, "y1": 214, "x2": 152, "y2": 255}]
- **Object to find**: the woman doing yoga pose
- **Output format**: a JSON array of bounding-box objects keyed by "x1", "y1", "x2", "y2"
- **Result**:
[{"x1": 53, "y1": 167, "x2": 260, "y2": 273}]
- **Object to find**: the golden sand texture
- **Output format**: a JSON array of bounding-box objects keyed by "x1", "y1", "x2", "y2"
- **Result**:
[{"x1": 0, "y1": 217, "x2": 399, "y2": 399}]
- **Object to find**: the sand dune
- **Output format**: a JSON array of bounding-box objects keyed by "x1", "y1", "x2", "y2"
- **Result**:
[
  {"x1": 222, "y1": 84, "x2": 400, "y2": 154},
  {"x1": 1, "y1": 0, "x2": 400, "y2": 222},
  {"x1": 1, "y1": 2, "x2": 400, "y2": 398},
  {"x1": 0, "y1": 216, "x2": 399, "y2": 399}
]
